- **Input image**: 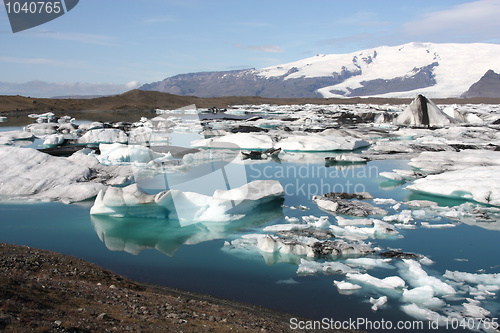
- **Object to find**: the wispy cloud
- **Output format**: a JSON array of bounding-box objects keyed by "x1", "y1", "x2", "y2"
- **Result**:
[
  {"x1": 233, "y1": 43, "x2": 284, "y2": 53},
  {"x1": 403, "y1": 0, "x2": 500, "y2": 42}
]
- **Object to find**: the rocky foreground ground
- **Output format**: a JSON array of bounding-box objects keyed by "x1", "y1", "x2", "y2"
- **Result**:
[{"x1": 0, "y1": 243, "x2": 360, "y2": 333}]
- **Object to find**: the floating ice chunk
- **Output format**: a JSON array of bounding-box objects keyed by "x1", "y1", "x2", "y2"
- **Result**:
[
  {"x1": 0, "y1": 130, "x2": 34, "y2": 141},
  {"x1": 313, "y1": 196, "x2": 388, "y2": 217},
  {"x1": 462, "y1": 298, "x2": 490, "y2": 318},
  {"x1": 91, "y1": 180, "x2": 284, "y2": 222},
  {"x1": 191, "y1": 133, "x2": 273, "y2": 150},
  {"x1": 345, "y1": 258, "x2": 393, "y2": 270},
  {"x1": 257, "y1": 234, "x2": 280, "y2": 253},
  {"x1": 297, "y1": 258, "x2": 359, "y2": 275},
  {"x1": 383, "y1": 210, "x2": 413, "y2": 224},
  {"x1": 370, "y1": 296, "x2": 388, "y2": 311},
  {"x1": 78, "y1": 121, "x2": 104, "y2": 131},
  {"x1": 301, "y1": 215, "x2": 330, "y2": 228},
  {"x1": 394, "y1": 95, "x2": 458, "y2": 127},
  {"x1": 276, "y1": 135, "x2": 369, "y2": 152},
  {"x1": 344, "y1": 220, "x2": 399, "y2": 239},
  {"x1": 372, "y1": 198, "x2": 398, "y2": 205},
  {"x1": 407, "y1": 166, "x2": 500, "y2": 206},
  {"x1": 409, "y1": 150, "x2": 500, "y2": 173},
  {"x1": 399, "y1": 260, "x2": 456, "y2": 295},
  {"x1": 346, "y1": 273, "x2": 405, "y2": 290},
  {"x1": 43, "y1": 134, "x2": 65, "y2": 147},
  {"x1": 78, "y1": 129, "x2": 128, "y2": 144},
  {"x1": 275, "y1": 278, "x2": 299, "y2": 285},
  {"x1": 336, "y1": 216, "x2": 373, "y2": 226},
  {"x1": 443, "y1": 270, "x2": 500, "y2": 286},
  {"x1": 333, "y1": 280, "x2": 362, "y2": 292},
  {"x1": 97, "y1": 143, "x2": 167, "y2": 164},
  {"x1": 405, "y1": 200, "x2": 438, "y2": 208},
  {"x1": 401, "y1": 303, "x2": 448, "y2": 323},
  {"x1": 402, "y1": 286, "x2": 446, "y2": 310},
  {"x1": 0, "y1": 146, "x2": 104, "y2": 203},
  {"x1": 263, "y1": 224, "x2": 309, "y2": 232},
  {"x1": 379, "y1": 172, "x2": 405, "y2": 182},
  {"x1": 285, "y1": 216, "x2": 300, "y2": 223},
  {"x1": 420, "y1": 222, "x2": 456, "y2": 229}
]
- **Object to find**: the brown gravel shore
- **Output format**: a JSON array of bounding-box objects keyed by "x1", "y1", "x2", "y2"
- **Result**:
[{"x1": 0, "y1": 243, "x2": 362, "y2": 333}]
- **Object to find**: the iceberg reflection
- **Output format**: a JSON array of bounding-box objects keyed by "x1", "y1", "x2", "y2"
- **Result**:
[{"x1": 90, "y1": 198, "x2": 284, "y2": 257}]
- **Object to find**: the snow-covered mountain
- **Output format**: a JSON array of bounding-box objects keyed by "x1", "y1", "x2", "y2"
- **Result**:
[{"x1": 141, "y1": 42, "x2": 500, "y2": 99}]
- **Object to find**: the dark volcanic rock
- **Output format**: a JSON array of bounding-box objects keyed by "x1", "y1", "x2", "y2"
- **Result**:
[{"x1": 462, "y1": 70, "x2": 500, "y2": 98}]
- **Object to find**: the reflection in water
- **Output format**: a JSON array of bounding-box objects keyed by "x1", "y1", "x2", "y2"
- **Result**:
[{"x1": 91, "y1": 198, "x2": 284, "y2": 257}]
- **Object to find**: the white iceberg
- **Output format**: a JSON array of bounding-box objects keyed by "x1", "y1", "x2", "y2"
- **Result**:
[
  {"x1": 91, "y1": 180, "x2": 285, "y2": 222},
  {"x1": 276, "y1": 135, "x2": 369, "y2": 152},
  {"x1": 333, "y1": 280, "x2": 362, "y2": 292},
  {"x1": 407, "y1": 166, "x2": 500, "y2": 206},
  {"x1": 401, "y1": 286, "x2": 446, "y2": 310},
  {"x1": 370, "y1": 296, "x2": 388, "y2": 311},
  {"x1": 78, "y1": 128, "x2": 128, "y2": 145},
  {"x1": 409, "y1": 150, "x2": 500, "y2": 173},
  {"x1": 43, "y1": 134, "x2": 65, "y2": 146},
  {"x1": 97, "y1": 143, "x2": 168, "y2": 165},
  {"x1": 297, "y1": 258, "x2": 360, "y2": 275},
  {"x1": 398, "y1": 259, "x2": 456, "y2": 295},
  {"x1": 443, "y1": 270, "x2": 500, "y2": 286},
  {"x1": 346, "y1": 273, "x2": 406, "y2": 290},
  {"x1": 0, "y1": 146, "x2": 106, "y2": 203},
  {"x1": 191, "y1": 133, "x2": 273, "y2": 150},
  {"x1": 401, "y1": 303, "x2": 448, "y2": 323}
]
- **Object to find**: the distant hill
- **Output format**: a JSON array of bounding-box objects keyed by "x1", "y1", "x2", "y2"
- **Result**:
[
  {"x1": 461, "y1": 70, "x2": 500, "y2": 98},
  {"x1": 141, "y1": 42, "x2": 500, "y2": 99}
]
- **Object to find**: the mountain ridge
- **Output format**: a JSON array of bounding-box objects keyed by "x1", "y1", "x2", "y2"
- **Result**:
[{"x1": 141, "y1": 42, "x2": 500, "y2": 99}]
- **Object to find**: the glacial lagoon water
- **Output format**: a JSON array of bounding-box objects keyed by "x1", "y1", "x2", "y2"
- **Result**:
[{"x1": 1, "y1": 156, "x2": 499, "y2": 332}]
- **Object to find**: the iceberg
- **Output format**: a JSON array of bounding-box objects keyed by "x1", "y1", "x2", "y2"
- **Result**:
[
  {"x1": 333, "y1": 280, "x2": 362, "y2": 292},
  {"x1": 401, "y1": 286, "x2": 446, "y2": 310},
  {"x1": 297, "y1": 258, "x2": 360, "y2": 275},
  {"x1": 97, "y1": 143, "x2": 168, "y2": 165},
  {"x1": 346, "y1": 273, "x2": 406, "y2": 290},
  {"x1": 276, "y1": 135, "x2": 369, "y2": 152},
  {"x1": 409, "y1": 150, "x2": 500, "y2": 173},
  {"x1": 313, "y1": 195, "x2": 388, "y2": 217},
  {"x1": 77, "y1": 128, "x2": 128, "y2": 145},
  {"x1": 398, "y1": 260, "x2": 456, "y2": 296},
  {"x1": 43, "y1": 134, "x2": 65, "y2": 147},
  {"x1": 443, "y1": 270, "x2": 500, "y2": 286},
  {"x1": 191, "y1": 133, "x2": 273, "y2": 150},
  {"x1": 394, "y1": 95, "x2": 458, "y2": 127},
  {"x1": 401, "y1": 303, "x2": 448, "y2": 323},
  {"x1": 0, "y1": 146, "x2": 106, "y2": 203},
  {"x1": 406, "y1": 166, "x2": 500, "y2": 206},
  {"x1": 91, "y1": 180, "x2": 285, "y2": 222},
  {"x1": 370, "y1": 296, "x2": 388, "y2": 311}
]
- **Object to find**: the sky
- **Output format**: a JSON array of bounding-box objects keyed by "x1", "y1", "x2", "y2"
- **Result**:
[{"x1": 1, "y1": 0, "x2": 500, "y2": 96}]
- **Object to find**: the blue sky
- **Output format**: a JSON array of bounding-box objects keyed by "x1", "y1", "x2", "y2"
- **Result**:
[{"x1": 1, "y1": 0, "x2": 500, "y2": 96}]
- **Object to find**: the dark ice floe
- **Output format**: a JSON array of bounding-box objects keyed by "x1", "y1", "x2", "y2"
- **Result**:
[{"x1": 394, "y1": 95, "x2": 459, "y2": 127}]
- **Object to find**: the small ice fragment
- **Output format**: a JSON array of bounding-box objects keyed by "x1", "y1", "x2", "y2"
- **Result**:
[
  {"x1": 370, "y1": 296, "x2": 388, "y2": 311},
  {"x1": 275, "y1": 278, "x2": 299, "y2": 285},
  {"x1": 421, "y1": 222, "x2": 456, "y2": 228},
  {"x1": 285, "y1": 216, "x2": 300, "y2": 223},
  {"x1": 334, "y1": 280, "x2": 362, "y2": 290},
  {"x1": 346, "y1": 273, "x2": 405, "y2": 289}
]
